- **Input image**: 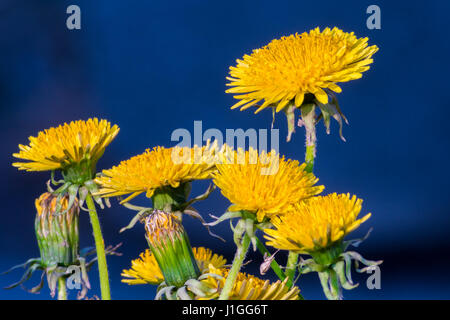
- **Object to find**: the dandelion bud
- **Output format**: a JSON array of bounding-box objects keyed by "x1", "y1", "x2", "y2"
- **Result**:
[
  {"x1": 35, "y1": 192, "x2": 80, "y2": 267},
  {"x1": 145, "y1": 210, "x2": 200, "y2": 287}
]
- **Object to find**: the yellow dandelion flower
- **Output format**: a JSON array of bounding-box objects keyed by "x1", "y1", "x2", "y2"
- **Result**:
[
  {"x1": 226, "y1": 27, "x2": 378, "y2": 113},
  {"x1": 194, "y1": 247, "x2": 227, "y2": 272},
  {"x1": 264, "y1": 193, "x2": 371, "y2": 253},
  {"x1": 213, "y1": 147, "x2": 324, "y2": 222},
  {"x1": 201, "y1": 266, "x2": 300, "y2": 300},
  {"x1": 12, "y1": 118, "x2": 119, "y2": 172},
  {"x1": 95, "y1": 144, "x2": 217, "y2": 204},
  {"x1": 121, "y1": 247, "x2": 226, "y2": 285}
]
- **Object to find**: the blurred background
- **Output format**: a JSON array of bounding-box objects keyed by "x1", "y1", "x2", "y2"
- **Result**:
[{"x1": 1, "y1": 0, "x2": 449, "y2": 300}]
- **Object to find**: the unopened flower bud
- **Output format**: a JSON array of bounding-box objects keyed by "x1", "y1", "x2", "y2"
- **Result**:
[{"x1": 145, "y1": 210, "x2": 200, "y2": 287}]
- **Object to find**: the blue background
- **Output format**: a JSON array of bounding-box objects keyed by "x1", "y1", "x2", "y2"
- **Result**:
[{"x1": 1, "y1": 0, "x2": 449, "y2": 300}]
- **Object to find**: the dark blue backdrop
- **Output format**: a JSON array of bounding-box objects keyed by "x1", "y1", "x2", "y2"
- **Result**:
[{"x1": 1, "y1": 0, "x2": 449, "y2": 299}]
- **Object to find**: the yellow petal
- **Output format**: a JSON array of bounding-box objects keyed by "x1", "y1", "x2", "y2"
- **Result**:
[
  {"x1": 294, "y1": 92, "x2": 305, "y2": 107},
  {"x1": 275, "y1": 99, "x2": 290, "y2": 112},
  {"x1": 231, "y1": 99, "x2": 251, "y2": 110},
  {"x1": 327, "y1": 83, "x2": 342, "y2": 93},
  {"x1": 314, "y1": 88, "x2": 329, "y2": 104}
]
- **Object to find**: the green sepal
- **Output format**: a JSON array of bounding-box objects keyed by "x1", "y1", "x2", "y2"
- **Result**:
[
  {"x1": 315, "y1": 92, "x2": 349, "y2": 142},
  {"x1": 333, "y1": 260, "x2": 358, "y2": 290},
  {"x1": 61, "y1": 159, "x2": 96, "y2": 185},
  {"x1": 119, "y1": 204, "x2": 153, "y2": 233},
  {"x1": 152, "y1": 183, "x2": 191, "y2": 212},
  {"x1": 299, "y1": 231, "x2": 382, "y2": 300},
  {"x1": 206, "y1": 210, "x2": 243, "y2": 227},
  {"x1": 309, "y1": 241, "x2": 344, "y2": 267},
  {"x1": 3, "y1": 262, "x2": 42, "y2": 290}
]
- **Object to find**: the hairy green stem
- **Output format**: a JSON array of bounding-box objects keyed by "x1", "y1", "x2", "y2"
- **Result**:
[
  {"x1": 86, "y1": 194, "x2": 111, "y2": 300},
  {"x1": 285, "y1": 251, "x2": 299, "y2": 287},
  {"x1": 57, "y1": 277, "x2": 67, "y2": 300},
  {"x1": 305, "y1": 144, "x2": 315, "y2": 173},
  {"x1": 219, "y1": 233, "x2": 251, "y2": 300},
  {"x1": 285, "y1": 139, "x2": 316, "y2": 287}
]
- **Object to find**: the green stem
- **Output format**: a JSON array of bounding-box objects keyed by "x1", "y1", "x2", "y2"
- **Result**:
[
  {"x1": 57, "y1": 277, "x2": 67, "y2": 300},
  {"x1": 305, "y1": 144, "x2": 315, "y2": 173},
  {"x1": 219, "y1": 233, "x2": 251, "y2": 300},
  {"x1": 285, "y1": 252, "x2": 299, "y2": 287},
  {"x1": 285, "y1": 140, "x2": 316, "y2": 287},
  {"x1": 86, "y1": 194, "x2": 111, "y2": 300}
]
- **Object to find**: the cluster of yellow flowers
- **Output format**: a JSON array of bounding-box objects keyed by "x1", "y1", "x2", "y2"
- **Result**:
[{"x1": 11, "y1": 27, "x2": 379, "y2": 300}]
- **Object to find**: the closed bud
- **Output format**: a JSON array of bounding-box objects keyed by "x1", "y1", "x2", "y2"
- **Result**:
[
  {"x1": 35, "y1": 192, "x2": 80, "y2": 267},
  {"x1": 145, "y1": 210, "x2": 200, "y2": 287}
]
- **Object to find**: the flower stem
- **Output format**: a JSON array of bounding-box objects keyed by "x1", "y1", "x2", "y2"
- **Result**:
[
  {"x1": 86, "y1": 194, "x2": 111, "y2": 300},
  {"x1": 305, "y1": 144, "x2": 315, "y2": 173},
  {"x1": 57, "y1": 277, "x2": 67, "y2": 300},
  {"x1": 285, "y1": 138, "x2": 316, "y2": 287},
  {"x1": 219, "y1": 233, "x2": 251, "y2": 300},
  {"x1": 285, "y1": 251, "x2": 299, "y2": 287}
]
